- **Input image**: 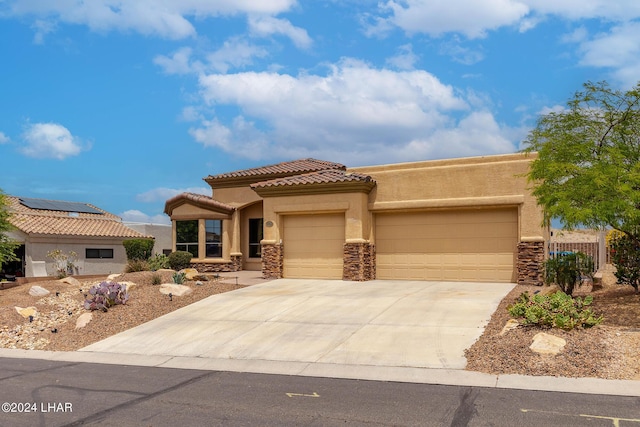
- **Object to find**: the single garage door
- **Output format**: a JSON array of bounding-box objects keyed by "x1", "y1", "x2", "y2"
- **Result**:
[
  {"x1": 283, "y1": 213, "x2": 345, "y2": 279},
  {"x1": 376, "y1": 208, "x2": 518, "y2": 282}
]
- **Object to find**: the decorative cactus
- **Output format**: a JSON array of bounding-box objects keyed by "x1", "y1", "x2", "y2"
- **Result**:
[{"x1": 84, "y1": 281, "x2": 129, "y2": 311}]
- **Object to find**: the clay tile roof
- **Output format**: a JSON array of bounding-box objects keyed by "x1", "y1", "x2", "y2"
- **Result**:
[
  {"x1": 251, "y1": 169, "x2": 376, "y2": 196},
  {"x1": 204, "y1": 158, "x2": 346, "y2": 187},
  {"x1": 164, "y1": 192, "x2": 235, "y2": 216},
  {"x1": 6, "y1": 196, "x2": 149, "y2": 238}
]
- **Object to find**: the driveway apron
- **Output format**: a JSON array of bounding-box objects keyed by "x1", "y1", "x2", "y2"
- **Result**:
[{"x1": 80, "y1": 279, "x2": 514, "y2": 370}]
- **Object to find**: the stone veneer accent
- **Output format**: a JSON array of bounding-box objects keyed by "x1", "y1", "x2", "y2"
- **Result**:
[
  {"x1": 517, "y1": 241, "x2": 545, "y2": 286},
  {"x1": 190, "y1": 255, "x2": 242, "y2": 273},
  {"x1": 261, "y1": 243, "x2": 283, "y2": 279},
  {"x1": 343, "y1": 242, "x2": 376, "y2": 281}
]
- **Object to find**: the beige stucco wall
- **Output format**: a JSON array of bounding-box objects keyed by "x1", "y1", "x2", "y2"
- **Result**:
[
  {"x1": 351, "y1": 153, "x2": 545, "y2": 242},
  {"x1": 261, "y1": 192, "x2": 371, "y2": 244},
  {"x1": 213, "y1": 186, "x2": 262, "y2": 207}
]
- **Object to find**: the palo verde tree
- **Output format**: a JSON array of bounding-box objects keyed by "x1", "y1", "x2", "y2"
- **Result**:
[
  {"x1": 523, "y1": 80, "x2": 640, "y2": 240},
  {"x1": 0, "y1": 189, "x2": 19, "y2": 269}
]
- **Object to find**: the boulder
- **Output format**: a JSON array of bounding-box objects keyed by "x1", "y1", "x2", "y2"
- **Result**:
[
  {"x1": 499, "y1": 319, "x2": 520, "y2": 336},
  {"x1": 529, "y1": 332, "x2": 566, "y2": 355},
  {"x1": 15, "y1": 306, "x2": 37, "y2": 319},
  {"x1": 106, "y1": 273, "x2": 121, "y2": 281},
  {"x1": 59, "y1": 276, "x2": 82, "y2": 288},
  {"x1": 29, "y1": 285, "x2": 50, "y2": 297},
  {"x1": 192, "y1": 274, "x2": 209, "y2": 282},
  {"x1": 116, "y1": 281, "x2": 137, "y2": 293},
  {"x1": 75, "y1": 312, "x2": 93, "y2": 329},
  {"x1": 159, "y1": 283, "x2": 193, "y2": 297},
  {"x1": 179, "y1": 268, "x2": 199, "y2": 280}
]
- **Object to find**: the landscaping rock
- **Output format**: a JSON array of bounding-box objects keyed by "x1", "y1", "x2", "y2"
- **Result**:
[
  {"x1": 116, "y1": 281, "x2": 138, "y2": 293},
  {"x1": 192, "y1": 274, "x2": 209, "y2": 281},
  {"x1": 59, "y1": 277, "x2": 82, "y2": 288},
  {"x1": 179, "y1": 268, "x2": 199, "y2": 280},
  {"x1": 159, "y1": 284, "x2": 193, "y2": 297},
  {"x1": 106, "y1": 274, "x2": 120, "y2": 281},
  {"x1": 75, "y1": 312, "x2": 93, "y2": 329},
  {"x1": 499, "y1": 319, "x2": 519, "y2": 336},
  {"x1": 529, "y1": 332, "x2": 566, "y2": 355},
  {"x1": 29, "y1": 285, "x2": 50, "y2": 297},
  {"x1": 15, "y1": 306, "x2": 37, "y2": 319}
]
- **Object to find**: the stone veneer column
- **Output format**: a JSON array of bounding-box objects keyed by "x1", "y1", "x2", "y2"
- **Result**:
[
  {"x1": 517, "y1": 241, "x2": 545, "y2": 286},
  {"x1": 261, "y1": 243, "x2": 283, "y2": 279},
  {"x1": 343, "y1": 242, "x2": 376, "y2": 281}
]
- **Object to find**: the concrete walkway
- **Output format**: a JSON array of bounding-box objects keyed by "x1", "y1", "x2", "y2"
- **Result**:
[{"x1": 1, "y1": 276, "x2": 639, "y2": 397}]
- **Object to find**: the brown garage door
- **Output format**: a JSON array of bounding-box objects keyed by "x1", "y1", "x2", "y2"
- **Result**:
[
  {"x1": 283, "y1": 214, "x2": 345, "y2": 279},
  {"x1": 376, "y1": 208, "x2": 518, "y2": 282}
]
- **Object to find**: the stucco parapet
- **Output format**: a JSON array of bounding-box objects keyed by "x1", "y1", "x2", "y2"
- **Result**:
[
  {"x1": 368, "y1": 195, "x2": 525, "y2": 211},
  {"x1": 351, "y1": 152, "x2": 536, "y2": 174}
]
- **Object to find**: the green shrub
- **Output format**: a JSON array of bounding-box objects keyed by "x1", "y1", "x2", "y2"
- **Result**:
[
  {"x1": 610, "y1": 233, "x2": 640, "y2": 293},
  {"x1": 168, "y1": 251, "x2": 192, "y2": 271},
  {"x1": 125, "y1": 259, "x2": 149, "y2": 273},
  {"x1": 123, "y1": 239, "x2": 154, "y2": 261},
  {"x1": 544, "y1": 251, "x2": 594, "y2": 296},
  {"x1": 148, "y1": 253, "x2": 170, "y2": 271},
  {"x1": 507, "y1": 291, "x2": 603, "y2": 330},
  {"x1": 151, "y1": 272, "x2": 162, "y2": 285}
]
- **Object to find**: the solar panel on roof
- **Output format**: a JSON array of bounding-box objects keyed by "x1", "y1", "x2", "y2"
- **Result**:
[{"x1": 19, "y1": 197, "x2": 103, "y2": 214}]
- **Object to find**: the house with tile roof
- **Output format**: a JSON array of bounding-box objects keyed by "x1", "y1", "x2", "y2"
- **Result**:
[
  {"x1": 3, "y1": 196, "x2": 152, "y2": 277},
  {"x1": 164, "y1": 154, "x2": 548, "y2": 285}
]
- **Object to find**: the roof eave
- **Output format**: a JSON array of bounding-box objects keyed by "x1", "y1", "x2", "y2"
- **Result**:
[{"x1": 252, "y1": 181, "x2": 376, "y2": 198}]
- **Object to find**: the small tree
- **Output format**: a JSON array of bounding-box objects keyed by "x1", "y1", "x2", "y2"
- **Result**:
[
  {"x1": 0, "y1": 190, "x2": 20, "y2": 270},
  {"x1": 123, "y1": 238, "x2": 154, "y2": 261},
  {"x1": 610, "y1": 233, "x2": 640, "y2": 294},
  {"x1": 543, "y1": 252, "x2": 594, "y2": 296},
  {"x1": 523, "y1": 81, "x2": 640, "y2": 240}
]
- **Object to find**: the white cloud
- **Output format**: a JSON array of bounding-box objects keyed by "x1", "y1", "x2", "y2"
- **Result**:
[
  {"x1": 189, "y1": 59, "x2": 518, "y2": 165},
  {"x1": 385, "y1": 44, "x2": 419, "y2": 70},
  {"x1": 0, "y1": 132, "x2": 9, "y2": 144},
  {"x1": 136, "y1": 186, "x2": 210, "y2": 203},
  {"x1": 20, "y1": 122, "x2": 86, "y2": 160},
  {"x1": 379, "y1": 0, "x2": 529, "y2": 39},
  {"x1": 205, "y1": 37, "x2": 269, "y2": 73},
  {"x1": 576, "y1": 21, "x2": 640, "y2": 87},
  {"x1": 248, "y1": 15, "x2": 312, "y2": 49},
  {"x1": 6, "y1": 0, "x2": 297, "y2": 40},
  {"x1": 154, "y1": 47, "x2": 197, "y2": 75},
  {"x1": 521, "y1": 0, "x2": 640, "y2": 21},
  {"x1": 120, "y1": 209, "x2": 171, "y2": 225}
]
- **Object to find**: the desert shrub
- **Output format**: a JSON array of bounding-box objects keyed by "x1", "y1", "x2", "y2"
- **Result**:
[
  {"x1": 172, "y1": 271, "x2": 186, "y2": 284},
  {"x1": 122, "y1": 238, "x2": 154, "y2": 261},
  {"x1": 544, "y1": 251, "x2": 594, "y2": 296},
  {"x1": 148, "y1": 253, "x2": 170, "y2": 271},
  {"x1": 168, "y1": 251, "x2": 192, "y2": 271},
  {"x1": 46, "y1": 249, "x2": 78, "y2": 278},
  {"x1": 151, "y1": 272, "x2": 162, "y2": 285},
  {"x1": 507, "y1": 291, "x2": 603, "y2": 330},
  {"x1": 610, "y1": 233, "x2": 640, "y2": 293},
  {"x1": 84, "y1": 281, "x2": 129, "y2": 311},
  {"x1": 125, "y1": 259, "x2": 149, "y2": 273}
]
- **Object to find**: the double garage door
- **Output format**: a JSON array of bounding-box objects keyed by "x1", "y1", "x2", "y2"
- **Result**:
[
  {"x1": 282, "y1": 208, "x2": 518, "y2": 282},
  {"x1": 376, "y1": 208, "x2": 518, "y2": 282}
]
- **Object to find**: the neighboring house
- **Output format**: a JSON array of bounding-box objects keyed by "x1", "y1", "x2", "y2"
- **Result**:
[
  {"x1": 123, "y1": 222, "x2": 172, "y2": 256},
  {"x1": 4, "y1": 196, "x2": 152, "y2": 277},
  {"x1": 164, "y1": 153, "x2": 548, "y2": 285}
]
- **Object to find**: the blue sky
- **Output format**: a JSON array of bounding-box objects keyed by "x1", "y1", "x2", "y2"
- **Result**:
[{"x1": 1, "y1": 1, "x2": 639, "y2": 225}]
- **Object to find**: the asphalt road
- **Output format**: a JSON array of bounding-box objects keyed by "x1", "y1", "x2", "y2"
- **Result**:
[{"x1": 1, "y1": 358, "x2": 639, "y2": 427}]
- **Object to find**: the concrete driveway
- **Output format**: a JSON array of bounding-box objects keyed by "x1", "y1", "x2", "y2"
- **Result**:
[{"x1": 79, "y1": 279, "x2": 513, "y2": 372}]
